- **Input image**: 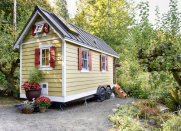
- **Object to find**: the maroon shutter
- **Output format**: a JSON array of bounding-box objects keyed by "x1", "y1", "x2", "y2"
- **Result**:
[
  {"x1": 78, "y1": 48, "x2": 82, "y2": 70},
  {"x1": 106, "y1": 56, "x2": 108, "y2": 71},
  {"x1": 32, "y1": 25, "x2": 36, "y2": 36},
  {"x1": 35, "y1": 48, "x2": 40, "y2": 67},
  {"x1": 100, "y1": 54, "x2": 102, "y2": 71},
  {"x1": 50, "y1": 46, "x2": 56, "y2": 67},
  {"x1": 89, "y1": 51, "x2": 92, "y2": 70},
  {"x1": 44, "y1": 23, "x2": 49, "y2": 33}
]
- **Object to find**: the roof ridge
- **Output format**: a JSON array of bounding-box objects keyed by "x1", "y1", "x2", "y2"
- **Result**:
[
  {"x1": 68, "y1": 22, "x2": 105, "y2": 42},
  {"x1": 36, "y1": 5, "x2": 51, "y2": 14}
]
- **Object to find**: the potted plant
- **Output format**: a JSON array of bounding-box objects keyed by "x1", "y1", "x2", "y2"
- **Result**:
[
  {"x1": 21, "y1": 66, "x2": 43, "y2": 101},
  {"x1": 20, "y1": 99, "x2": 35, "y2": 114},
  {"x1": 35, "y1": 96, "x2": 51, "y2": 113}
]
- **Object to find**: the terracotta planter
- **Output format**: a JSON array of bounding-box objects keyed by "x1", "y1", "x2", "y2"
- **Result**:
[
  {"x1": 22, "y1": 108, "x2": 34, "y2": 114},
  {"x1": 25, "y1": 88, "x2": 42, "y2": 101},
  {"x1": 39, "y1": 108, "x2": 46, "y2": 113}
]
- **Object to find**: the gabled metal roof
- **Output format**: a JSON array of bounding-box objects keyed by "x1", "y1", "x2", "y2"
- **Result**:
[{"x1": 14, "y1": 6, "x2": 119, "y2": 57}]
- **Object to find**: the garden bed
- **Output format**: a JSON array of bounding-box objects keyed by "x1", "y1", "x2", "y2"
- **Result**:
[{"x1": 109, "y1": 99, "x2": 181, "y2": 131}]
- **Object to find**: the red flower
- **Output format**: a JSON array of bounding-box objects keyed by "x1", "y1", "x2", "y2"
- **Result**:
[{"x1": 21, "y1": 81, "x2": 41, "y2": 90}]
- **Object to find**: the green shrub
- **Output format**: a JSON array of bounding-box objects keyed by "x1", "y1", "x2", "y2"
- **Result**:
[
  {"x1": 27, "y1": 66, "x2": 43, "y2": 83},
  {"x1": 116, "y1": 105, "x2": 141, "y2": 118},
  {"x1": 109, "y1": 115, "x2": 145, "y2": 131},
  {"x1": 122, "y1": 82, "x2": 150, "y2": 99},
  {"x1": 162, "y1": 115, "x2": 181, "y2": 131}
]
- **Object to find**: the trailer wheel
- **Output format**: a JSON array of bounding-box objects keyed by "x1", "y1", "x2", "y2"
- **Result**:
[
  {"x1": 96, "y1": 86, "x2": 106, "y2": 102},
  {"x1": 105, "y1": 86, "x2": 112, "y2": 99}
]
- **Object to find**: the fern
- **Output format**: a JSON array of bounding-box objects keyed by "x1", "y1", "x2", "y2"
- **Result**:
[{"x1": 164, "y1": 87, "x2": 181, "y2": 111}]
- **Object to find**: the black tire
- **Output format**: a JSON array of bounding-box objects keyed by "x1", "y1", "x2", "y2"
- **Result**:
[
  {"x1": 105, "y1": 86, "x2": 112, "y2": 99},
  {"x1": 99, "y1": 87, "x2": 106, "y2": 102}
]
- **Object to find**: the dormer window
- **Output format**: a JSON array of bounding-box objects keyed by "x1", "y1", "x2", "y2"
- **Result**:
[
  {"x1": 35, "y1": 24, "x2": 44, "y2": 33},
  {"x1": 32, "y1": 21, "x2": 49, "y2": 38}
]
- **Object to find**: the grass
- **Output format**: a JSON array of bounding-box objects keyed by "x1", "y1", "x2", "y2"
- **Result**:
[{"x1": 0, "y1": 95, "x2": 22, "y2": 107}]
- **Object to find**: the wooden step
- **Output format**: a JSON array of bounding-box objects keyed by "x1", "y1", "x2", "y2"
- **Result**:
[{"x1": 114, "y1": 85, "x2": 127, "y2": 99}]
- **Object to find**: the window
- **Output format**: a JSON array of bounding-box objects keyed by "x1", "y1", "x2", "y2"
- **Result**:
[
  {"x1": 100, "y1": 54, "x2": 108, "y2": 72},
  {"x1": 33, "y1": 21, "x2": 48, "y2": 38},
  {"x1": 41, "y1": 48, "x2": 50, "y2": 67},
  {"x1": 82, "y1": 50, "x2": 88, "y2": 70},
  {"x1": 36, "y1": 44, "x2": 55, "y2": 70},
  {"x1": 102, "y1": 55, "x2": 106, "y2": 71},
  {"x1": 78, "y1": 48, "x2": 92, "y2": 72},
  {"x1": 34, "y1": 24, "x2": 44, "y2": 33}
]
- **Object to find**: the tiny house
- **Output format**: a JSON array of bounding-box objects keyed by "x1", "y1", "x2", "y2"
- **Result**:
[{"x1": 14, "y1": 6, "x2": 119, "y2": 102}]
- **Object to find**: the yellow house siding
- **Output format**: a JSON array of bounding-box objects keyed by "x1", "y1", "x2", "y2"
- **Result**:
[
  {"x1": 21, "y1": 16, "x2": 62, "y2": 96},
  {"x1": 66, "y1": 42, "x2": 113, "y2": 96}
]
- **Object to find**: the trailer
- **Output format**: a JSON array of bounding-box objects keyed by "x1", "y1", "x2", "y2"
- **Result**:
[{"x1": 13, "y1": 6, "x2": 119, "y2": 103}]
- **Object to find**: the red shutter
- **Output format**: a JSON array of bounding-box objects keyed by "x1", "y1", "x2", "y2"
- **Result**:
[
  {"x1": 35, "y1": 48, "x2": 40, "y2": 67},
  {"x1": 78, "y1": 48, "x2": 82, "y2": 70},
  {"x1": 50, "y1": 46, "x2": 56, "y2": 67},
  {"x1": 100, "y1": 54, "x2": 102, "y2": 71},
  {"x1": 106, "y1": 56, "x2": 108, "y2": 71},
  {"x1": 32, "y1": 25, "x2": 36, "y2": 36},
  {"x1": 44, "y1": 23, "x2": 49, "y2": 33},
  {"x1": 89, "y1": 51, "x2": 92, "y2": 70}
]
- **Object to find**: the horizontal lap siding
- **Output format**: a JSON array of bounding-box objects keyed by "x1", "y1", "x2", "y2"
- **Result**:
[
  {"x1": 66, "y1": 42, "x2": 113, "y2": 96},
  {"x1": 21, "y1": 16, "x2": 62, "y2": 96}
]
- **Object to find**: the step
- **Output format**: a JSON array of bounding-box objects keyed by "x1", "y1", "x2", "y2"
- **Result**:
[{"x1": 114, "y1": 85, "x2": 127, "y2": 99}]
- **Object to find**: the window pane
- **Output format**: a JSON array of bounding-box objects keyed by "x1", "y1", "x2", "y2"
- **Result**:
[
  {"x1": 46, "y1": 58, "x2": 49, "y2": 65},
  {"x1": 42, "y1": 49, "x2": 45, "y2": 57},
  {"x1": 85, "y1": 60, "x2": 87, "y2": 69},
  {"x1": 82, "y1": 60, "x2": 85, "y2": 68},
  {"x1": 103, "y1": 63, "x2": 105, "y2": 70},
  {"x1": 46, "y1": 49, "x2": 49, "y2": 57},
  {"x1": 82, "y1": 51, "x2": 86, "y2": 59},
  {"x1": 102, "y1": 56, "x2": 105, "y2": 62},
  {"x1": 42, "y1": 58, "x2": 45, "y2": 66},
  {"x1": 37, "y1": 25, "x2": 43, "y2": 32}
]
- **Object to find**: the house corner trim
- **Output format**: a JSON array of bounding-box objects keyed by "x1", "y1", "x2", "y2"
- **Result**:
[{"x1": 62, "y1": 40, "x2": 66, "y2": 97}]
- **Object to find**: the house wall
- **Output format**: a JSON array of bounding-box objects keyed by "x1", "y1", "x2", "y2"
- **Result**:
[
  {"x1": 21, "y1": 16, "x2": 62, "y2": 96},
  {"x1": 66, "y1": 42, "x2": 113, "y2": 96}
]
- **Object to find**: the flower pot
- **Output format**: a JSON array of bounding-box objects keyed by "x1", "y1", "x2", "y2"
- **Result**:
[
  {"x1": 39, "y1": 108, "x2": 46, "y2": 113},
  {"x1": 22, "y1": 108, "x2": 34, "y2": 114},
  {"x1": 25, "y1": 88, "x2": 42, "y2": 101}
]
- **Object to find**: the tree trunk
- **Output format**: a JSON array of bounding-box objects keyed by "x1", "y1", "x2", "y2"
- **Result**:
[
  {"x1": 172, "y1": 71, "x2": 181, "y2": 86},
  {"x1": 6, "y1": 75, "x2": 15, "y2": 89}
]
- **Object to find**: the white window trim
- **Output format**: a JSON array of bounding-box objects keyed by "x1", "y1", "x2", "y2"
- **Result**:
[
  {"x1": 81, "y1": 49, "x2": 89, "y2": 72},
  {"x1": 34, "y1": 21, "x2": 46, "y2": 38},
  {"x1": 39, "y1": 44, "x2": 53, "y2": 70},
  {"x1": 40, "y1": 82, "x2": 48, "y2": 95},
  {"x1": 81, "y1": 70, "x2": 90, "y2": 73},
  {"x1": 102, "y1": 55, "x2": 107, "y2": 72}
]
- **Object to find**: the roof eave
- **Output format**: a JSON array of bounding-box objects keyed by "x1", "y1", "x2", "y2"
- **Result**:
[{"x1": 65, "y1": 38, "x2": 119, "y2": 58}]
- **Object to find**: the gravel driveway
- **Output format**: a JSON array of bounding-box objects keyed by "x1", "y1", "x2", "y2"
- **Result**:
[{"x1": 0, "y1": 97, "x2": 133, "y2": 131}]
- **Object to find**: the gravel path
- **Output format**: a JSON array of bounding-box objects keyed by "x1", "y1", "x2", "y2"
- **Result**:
[{"x1": 0, "y1": 97, "x2": 133, "y2": 131}]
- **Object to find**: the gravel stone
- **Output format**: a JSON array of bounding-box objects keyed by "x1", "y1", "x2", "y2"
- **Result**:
[{"x1": 0, "y1": 97, "x2": 132, "y2": 131}]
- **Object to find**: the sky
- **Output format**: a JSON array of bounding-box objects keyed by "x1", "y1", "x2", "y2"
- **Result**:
[{"x1": 50, "y1": 0, "x2": 181, "y2": 24}]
